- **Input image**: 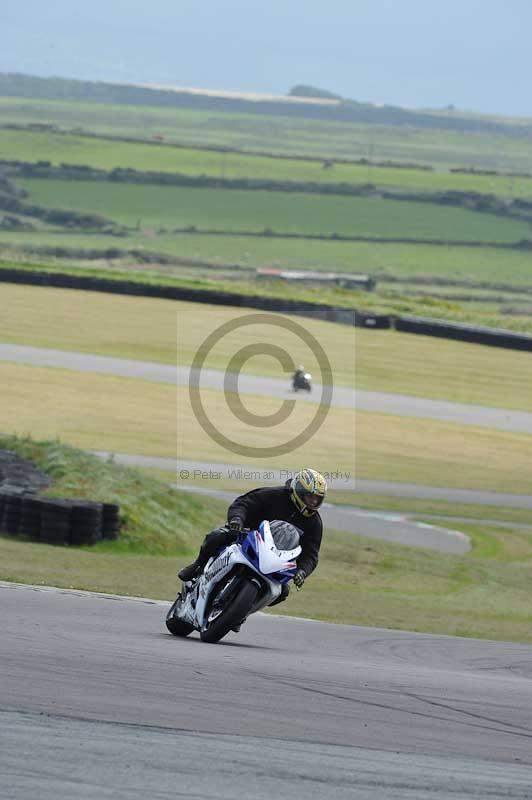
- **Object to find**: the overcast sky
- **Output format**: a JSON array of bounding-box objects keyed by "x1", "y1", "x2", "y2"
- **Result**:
[{"x1": 3, "y1": 0, "x2": 531, "y2": 117}]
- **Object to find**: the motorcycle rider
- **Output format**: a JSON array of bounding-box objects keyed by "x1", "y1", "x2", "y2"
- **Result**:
[
  {"x1": 292, "y1": 365, "x2": 307, "y2": 391},
  {"x1": 178, "y1": 468, "x2": 327, "y2": 601}
]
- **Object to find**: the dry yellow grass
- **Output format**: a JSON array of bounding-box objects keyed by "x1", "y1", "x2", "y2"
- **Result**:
[
  {"x1": 0, "y1": 283, "x2": 179, "y2": 364},
  {"x1": 0, "y1": 363, "x2": 176, "y2": 455},
  {"x1": 354, "y1": 328, "x2": 532, "y2": 411},
  {"x1": 0, "y1": 283, "x2": 356, "y2": 386},
  {"x1": 1, "y1": 362, "x2": 529, "y2": 494},
  {"x1": 355, "y1": 409, "x2": 532, "y2": 492},
  {"x1": 2, "y1": 283, "x2": 532, "y2": 411},
  {"x1": 177, "y1": 385, "x2": 356, "y2": 472},
  {"x1": 177, "y1": 387, "x2": 532, "y2": 492}
]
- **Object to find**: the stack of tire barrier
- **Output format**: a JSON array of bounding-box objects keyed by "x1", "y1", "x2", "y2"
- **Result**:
[
  {"x1": 0, "y1": 488, "x2": 121, "y2": 546},
  {"x1": 0, "y1": 486, "x2": 24, "y2": 535}
]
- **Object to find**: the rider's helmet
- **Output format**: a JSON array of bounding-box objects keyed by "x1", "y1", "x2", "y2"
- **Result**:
[
  {"x1": 289, "y1": 468, "x2": 327, "y2": 517},
  {"x1": 269, "y1": 520, "x2": 301, "y2": 550}
]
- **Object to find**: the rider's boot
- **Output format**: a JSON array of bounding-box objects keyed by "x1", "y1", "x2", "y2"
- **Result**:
[
  {"x1": 178, "y1": 562, "x2": 202, "y2": 582},
  {"x1": 178, "y1": 549, "x2": 209, "y2": 582},
  {"x1": 232, "y1": 617, "x2": 247, "y2": 633}
]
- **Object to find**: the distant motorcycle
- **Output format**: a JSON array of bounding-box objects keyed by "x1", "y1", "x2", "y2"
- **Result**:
[
  {"x1": 166, "y1": 520, "x2": 301, "y2": 643},
  {"x1": 292, "y1": 371, "x2": 312, "y2": 393}
]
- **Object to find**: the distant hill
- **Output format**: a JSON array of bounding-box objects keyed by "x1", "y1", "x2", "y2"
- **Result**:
[
  {"x1": 288, "y1": 84, "x2": 343, "y2": 101},
  {"x1": 1, "y1": 73, "x2": 531, "y2": 139}
]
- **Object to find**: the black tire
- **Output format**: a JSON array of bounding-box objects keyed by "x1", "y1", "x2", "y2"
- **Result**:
[
  {"x1": 70, "y1": 522, "x2": 101, "y2": 534},
  {"x1": 71, "y1": 504, "x2": 102, "y2": 541},
  {"x1": 200, "y1": 578, "x2": 259, "y2": 644},
  {"x1": 102, "y1": 503, "x2": 120, "y2": 520},
  {"x1": 70, "y1": 530, "x2": 102, "y2": 546},
  {"x1": 165, "y1": 595, "x2": 194, "y2": 637},
  {"x1": 40, "y1": 526, "x2": 69, "y2": 544}
]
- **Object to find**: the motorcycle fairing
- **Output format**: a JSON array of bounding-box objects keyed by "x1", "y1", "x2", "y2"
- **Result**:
[
  {"x1": 189, "y1": 524, "x2": 302, "y2": 629},
  {"x1": 256, "y1": 520, "x2": 301, "y2": 575}
]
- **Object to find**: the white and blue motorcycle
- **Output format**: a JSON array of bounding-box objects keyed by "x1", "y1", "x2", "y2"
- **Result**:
[{"x1": 166, "y1": 520, "x2": 301, "y2": 643}]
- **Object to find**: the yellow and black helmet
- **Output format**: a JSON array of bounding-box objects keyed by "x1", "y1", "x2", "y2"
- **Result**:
[{"x1": 290, "y1": 468, "x2": 327, "y2": 516}]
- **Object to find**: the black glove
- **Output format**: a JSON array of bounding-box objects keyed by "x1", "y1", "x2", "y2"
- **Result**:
[
  {"x1": 293, "y1": 568, "x2": 306, "y2": 589},
  {"x1": 228, "y1": 518, "x2": 243, "y2": 534}
]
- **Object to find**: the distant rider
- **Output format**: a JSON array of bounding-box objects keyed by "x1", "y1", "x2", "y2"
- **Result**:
[
  {"x1": 292, "y1": 365, "x2": 306, "y2": 391},
  {"x1": 178, "y1": 468, "x2": 327, "y2": 602}
]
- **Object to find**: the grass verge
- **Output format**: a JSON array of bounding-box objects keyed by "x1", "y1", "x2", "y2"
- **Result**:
[
  {"x1": 2, "y1": 517, "x2": 532, "y2": 644},
  {"x1": 287, "y1": 522, "x2": 532, "y2": 643}
]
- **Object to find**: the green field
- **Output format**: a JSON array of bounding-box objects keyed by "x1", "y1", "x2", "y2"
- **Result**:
[
  {"x1": 2, "y1": 229, "x2": 531, "y2": 288},
  {"x1": 3, "y1": 127, "x2": 532, "y2": 197},
  {"x1": 17, "y1": 178, "x2": 530, "y2": 243},
  {"x1": 2, "y1": 96, "x2": 532, "y2": 172},
  {"x1": 3, "y1": 91, "x2": 532, "y2": 304}
]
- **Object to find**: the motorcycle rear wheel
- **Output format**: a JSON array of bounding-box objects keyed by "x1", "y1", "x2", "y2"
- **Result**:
[
  {"x1": 200, "y1": 578, "x2": 259, "y2": 643},
  {"x1": 165, "y1": 595, "x2": 194, "y2": 637}
]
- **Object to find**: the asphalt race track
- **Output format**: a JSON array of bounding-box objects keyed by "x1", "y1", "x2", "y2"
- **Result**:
[
  {"x1": 2, "y1": 582, "x2": 532, "y2": 799},
  {"x1": 172, "y1": 484, "x2": 471, "y2": 554},
  {"x1": 2, "y1": 343, "x2": 532, "y2": 433}
]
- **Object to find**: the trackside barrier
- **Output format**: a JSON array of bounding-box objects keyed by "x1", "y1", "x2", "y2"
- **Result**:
[
  {"x1": 0, "y1": 487, "x2": 121, "y2": 546},
  {"x1": 1, "y1": 269, "x2": 530, "y2": 351},
  {"x1": 0, "y1": 267, "x2": 386, "y2": 327},
  {"x1": 395, "y1": 315, "x2": 532, "y2": 352}
]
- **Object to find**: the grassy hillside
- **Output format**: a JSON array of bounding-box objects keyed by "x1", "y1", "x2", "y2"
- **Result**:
[
  {"x1": 1, "y1": 87, "x2": 531, "y2": 331},
  {"x1": 2, "y1": 94, "x2": 532, "y2": 171},
  {"x1": 3, "y1": 73, "x2": 532, "y2": 137},
  {"x1": 0, "y1": 434, "x2": 224, "y2": 554}
]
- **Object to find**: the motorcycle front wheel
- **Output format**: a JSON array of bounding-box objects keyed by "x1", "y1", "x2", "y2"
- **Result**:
[
  {"x1": 200, "y1": 578, "x2": 259, "y2": 643},
  {"x1": 165, "y1": 594, "x2": 194, "y2": 637}
]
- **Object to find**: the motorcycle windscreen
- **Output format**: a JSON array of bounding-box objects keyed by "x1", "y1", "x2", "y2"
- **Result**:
[{"x1": 255, "y1": 521, "x2": 301, "y2": 574}]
